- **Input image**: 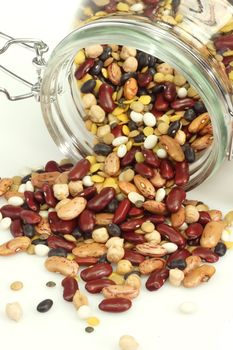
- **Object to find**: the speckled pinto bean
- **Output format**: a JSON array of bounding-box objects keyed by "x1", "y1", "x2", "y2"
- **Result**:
[
  {"x1": 183, "y1": 264, "x2": 216, "y2": 288},
  {"x1": 98, "y1": 83, "x2": 116, "y2": 112},
  {"x1": 78, "y1": 209, "x2": 95, "y2": 233},
  {"x1": 113, "y1": 198, "x2": 131, "y2": 225},
  {"x1": 157, "y1": 223, "x2": 186, "y2": 247},
  {"x1": 68, "y1": 159, "x2": 90, "y2": 181},
  {"x1": 47, "y1": 235, "x2": 76, "y2": 252},
  {"x1": 165, "y1": 187, "x2": 186, "y2": 213},
  {"x1": 24, "y1": 191, "x2": 40, "y2": 212},
  {"x1": 0, "y1": 205, "x2": 23, "y2": 219},
  {"x1": 61, "y1": 276, "x2": 79, "y2": 302},
  {"x1": 142, "y1": 149, "x2": 160, "y2": 168},
  {"x1": 80, "y1": 263, "x2": 113, "y2": 282},
  {"x1": 87, "y1": 187, "x2": 116, "y2": 212},
  {"x1": 98, "y1": 298, "x2": 132, "y2": 313},
  {"x1": 0, "y1": 237, "x2": 31, "y2": 256},
  {"x1": 10, "y1": 219, "x2": 23, "y2": 238},
  {"x1": 145, "y1": 268, "x2": 169, "y2": 291},
  {"x1": 85, "y1": 279, "x2": 115, "y2": 294},
  {"x1": 192, "y1": 247, "x2": 219, "y2": 263},
  {"x1": 175, "y1": 161, "x2": 190, "y2": 186}
]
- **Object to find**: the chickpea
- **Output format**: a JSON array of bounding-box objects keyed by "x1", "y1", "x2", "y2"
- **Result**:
[
  {"x1": 92, "y1": 227, "x2": 109, "y2": 243},
  {"x1": 53, "y1": 184, "x2": 69, "y2": 201},
  {"x1": 144, "y1": 230, "x2": 161, "y2": 243},
  {"x1": 82, "y1": 93, "x2": 97, "y2": 109},
  {"x1": 107, "y1": 246, "x2": 125, "y2": 263},
  {"x1": 119, "y1": 335, "x2": 139, "y2": 350},
  {"x1": 116, "y1": 259, "x2": 133, "y2": 275},
  {"x1": 105, "y1": 237, "x2": 124, "y2": 249},
  {"x1": 123, "y1": 57, "x2": 138, "y2": 73},
  {"x1": 68, "y1": 181, "x2": 83, "y2": 197},
  {"x1": 85, "y1": 44, "x2": 103, "y2": 58},
  {"x1": 125, "y1": 273, "x2": 141, "y2": 290},
  {"x1": 120, "y1": 46, "x2": 137, "y2": 60}
]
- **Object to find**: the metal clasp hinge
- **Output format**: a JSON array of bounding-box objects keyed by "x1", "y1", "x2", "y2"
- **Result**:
[{"x1": 0, "y1": 32, "x2": 49, "y2": 101}]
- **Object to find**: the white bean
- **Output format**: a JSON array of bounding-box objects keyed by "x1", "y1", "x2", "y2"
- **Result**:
[
  {"x1": 25, "y1": 181, "x2": 34, "y2": 192},
  {"x1": 179, "y1": 301, "x2": 197, "y2": 314},
  {"x1": 8, "y1": 196, "x2": 24, "y2": 207},
  {"x1": 77, "y1": 305, "x2": 91, "y2": 319},
  {"x1": 144, "y1": 135, "x2": 158, "y2": 149},
  {"x1": 177, "y1": 87, "x2": 188, "y2": 98},
  {"x1": 162, "y1": 242, "x2": 178, "y2": 254},
  {"x1": 35, "y1": 244, "x2": 50, "y2": 257},
  {"x1": 18, "y1": 184, "x2": 26, "y2": 193},
  {"x1": 143, "y1": 112, "x2": 156, "y2": 127},
  {"x1": 155, "y1": 188, "x2": 166, "y2": 202},
  {"x1": 5, "y1": 302, "x2": 23, "y2": 322},
  {"x1": 128, "y1": 192, "x2": 145, "y2": 204},
  {"x1": 130, "y1": 3, "x2": 144, "y2": 12},
  {"x1": 119, "y1": 335, "x2": 139, "y2": 350},
  {"x1": 112, "y1": 136, "x2": 128, "y2": 146},
  {"x1": 82, "y1": 176, "x2": 94, "y2": 187},
  {"x1": 156, "y1": 148, "x2": 167, "y2": 159},
  {"x1": 117, "y1": 144, "x2": 127, "y2": 158},
  {"x1": 130, "y1": 111, "x2": 143, "y2": 123},
  {"x1": 0, "y1": 217, "x2": 12, "y2": 230}
]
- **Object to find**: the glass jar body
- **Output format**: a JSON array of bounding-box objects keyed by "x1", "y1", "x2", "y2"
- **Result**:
[{"x1": 40, "y1": 0, "x2": 233, "y2": 190}]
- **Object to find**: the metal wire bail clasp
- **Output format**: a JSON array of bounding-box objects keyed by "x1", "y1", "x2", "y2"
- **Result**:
[{"x1": 0, "y1": 32, "x2": 49, "y2": 101}]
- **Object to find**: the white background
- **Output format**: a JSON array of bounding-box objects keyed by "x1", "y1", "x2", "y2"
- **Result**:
[{"x1": 0, "y1": 1, "x2": 233, "y2": 349}]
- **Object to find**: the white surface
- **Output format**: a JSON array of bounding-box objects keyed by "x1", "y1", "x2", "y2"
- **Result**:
[{"x1": 0, "y1": 1, "x2": 233, "y2": 350}]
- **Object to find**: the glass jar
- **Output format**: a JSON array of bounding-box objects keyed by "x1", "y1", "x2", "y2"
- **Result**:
[{"x1": 1, "y1": 0, "x2": 233, "y2": 190}]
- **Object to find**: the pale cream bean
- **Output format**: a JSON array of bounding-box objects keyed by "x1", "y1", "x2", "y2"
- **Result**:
[
  {"x1": 53, "y1": 184, "x2": 69, "y2": 201},
  {"x1": 82, "y1": 93, "x2": 97, "y2": 109},
  {"x1": 85, "y1": 44, "x2": 103, "y2": 58},
  {"x1": 169, "y1": 268, "x2": 184, "y2": 287},
  {"x1": 120, "y1": 46, "x2": 137, "y2": 60},
  {"x1": 144, "y1": 230, "x2": 161, "y2": 243},
  {"x1": 123, "y1": 57, "x2": 138, "y2": 72},
  {"x1": 89, "y1": 105, "x2": 105, "y2": 123},
  {"x1": 68, "y1": 181, "x2": 83, "y2": 197},
  {"x1": 119, "y1": 335, "x2": 139, "y2": 350},
  {"x1": 5, "y1": 302, "x2": 23, "y2": 322}
]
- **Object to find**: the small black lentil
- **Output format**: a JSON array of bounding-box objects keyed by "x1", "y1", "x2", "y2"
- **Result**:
[
  {"x1": 72, "y1": 229, "x2": 83, "y2": 240},
  {"x1": 23, "y1": 224, "x2": 35, "y2": 238},
  {"x1": 148, "y1": 55, "x2": 157, "y2": 67},
  {"x1": 31, "y1": 238, "x2": 48, "y2": 246},
  {"x1": 107, "y1": 223, "x2": 121, "y2": 237},
  {"x1": 147, "y1": 67, "x2": 156, "y2": 76},
  {"x1": 167, "y1": 121, "x2": 180, "y2": 138},
  {"x1": 48, "y1": 248, "x2": 68, "y2": 258},
  {"x1": 81, "y1": 79, "x2": 96, "y2": 93},
  {"x1": 89, "y1": 60, "x2": 103, "y2": 75},
  {"x1": 46, "y1": 281, "x2": 56, "y2": 288},
  {"x1": 168, "y1": 259, "x2": 187, "y2": 270},
  {"x1": 37, "y1": 299, "x2": 53, "y2": 313},
  {"x1": 137, "y1": 87, "x2": 148, "y2": 96},
  {"x1": 184, "y1": 108, "x2": 197, "y2": 122},
  {"x1": 214, "y1": 242, "x2": 227, "y2": 257},
  {"x1": 83, "y1": 232, "x2": 93, "y2": 240},
  {"x1": 93, "y1": 143, "x2": 112, "y2": 156},
  {"x1": 187, "y1": 238, "x2": 200, "y2": 246},
  {"x1": 85, "y1": 326, "x2": 94, "y2": 333}
]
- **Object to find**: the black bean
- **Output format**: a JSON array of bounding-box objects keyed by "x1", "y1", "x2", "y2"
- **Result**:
[
  {"x1": 134, "y1": 133, "x2": 145, "y2": 143},
  {"x1": 171, "y1": 0, "x2": 181, "y2": 14},
  {"x1": 184, "y1": 108, "x2": 197, "y2": 122},
  {"x1": 214, "y1": 242, "x2": 227, "y2": 257},
  {"x1": 23, "y1": 224, "x2": 35, "y2": 238},
  {"x1": 151, "y1": 84, "x2": 165, "y2": 94},
  {"x1": 48, "y1": 248, "x2": 67, "y2": 257},
  {"x1": 167, "y1": 121, "x2": 180, "y2": 137},
  {"x1": 187, "y1": 238, "x2": 200, "y2": 246},
  {"x1": 81, "y1": 79, "x2": 96, "y2": 93},
  {"x1": 100, "y1": 47, "x2": 112, "y2": 61},
  {"x1": 72, "y1": 229, "x2": 83, "y2": 240},
  {"x1": 98, "y1": 254, "x2": 109, "y2": 263},
  {"x1": 37, "y1": 299, "x2": 53, "y2": 313},
  {"x1": 137, "y1": 88, "x2": 148, "y2": 96},
  {"x1": 128, "y1": 120, "x2": 138, "y2": 131},
  {"x1": 147, "y1": 67, "x2": 156, "y2": 76},
  {"x1": 21, "y1": 174, "x2": 31, "y2": 184},
  {"x1": 194, "y1": 101, "x2": 207, "y2": 114},
  {"x1": 31, "y1": 238, "x2": 48, "y2": 246},
  {"x1": 148, "y1": 55, "x2": 157, "y2": 67},
  {"x1": 121, "y1": 72, "x2": 137, "y2": 85},
  {"x1": 107, "y1": 223, "x2": 121, "y2": 237},
  {"x1": 105, "y1": 198, "x2": 119, "y2": 213},
  {"x1": 93, "y1": 143, "x2": 112, "y2": 156},
  {"x1": 85, "y1": 326, "x2": 94, "y2": 333},
  {"x1": 89, "y1": 60, "x2": 103, "y2": 75},
  {"x1": 83, "y1": 232, "x2": 93, "y2": 240},
  {"x1": 167, "y1": 259, "x2": 187, "y2": 270},
  {"x1": 184, "y1": 144, "x2": 196, "y2": 163},
  {"x1": 137, "y1": 52, "x2": 150, "y2": 69},
  {"x1": 124, "y1": 270, "x2": 141, "y2": 280}
]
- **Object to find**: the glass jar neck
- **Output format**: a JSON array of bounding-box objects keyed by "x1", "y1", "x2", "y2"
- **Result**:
[{"x1": 40, "y1": 18, "x2": 233, "y2": 190}]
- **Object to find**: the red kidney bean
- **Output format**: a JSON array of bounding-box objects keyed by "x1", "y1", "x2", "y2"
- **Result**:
[
  {"x1": 166, "y1": 248, "x2": 191, "y2": 266},
  {"x1": 143, "y1": 0, "x2": 159, "y2": 4},
  {"x1": 87, "y1": 187, "x2": 115, "y2": 212},
  {"x1": 20, "y1": 210, "x2": 41, "y2": 224},
  {"x1": 61, "y1": 276, "x2": 79, "y2": 302},
  {"x1": 142, "y1": 149, "x2": 160, "y2": 168},
  {"x1": 0, "y1": 205, "x2": 23, "y2": 219},
  {"x1": 185, "y1": 223, "x2": 203, "y2": 239},
  {"x1": 78, "y1": 209, "x2": 95, "y2": 234},
  {"x1": 192, "y1": 247, "x2": 219, "y2": 263},
  {"x1": 171, "y1": 98, "x2": 195, "y2": 110},
  {"x1": 153, "y1": 93, "x2": 169, "y2": 112},
  {"x1": 74, "y1": 257, "x2": 98, "y2": 266},
  {"x1": 124, "y1": 249, "x2": 145, "y2": 265},
  {"x1": 10, "y1": 219, "x2": 23, "y2": 237},
  {"x1": 198, "y1": 211, "x2": 211, "y2": 225},
  {"x1": 145, "y1": 215, "x2": 165, "y2": 224},
  {"x1": 157, "y1": 223, "x2": 186, "y2": 247},
  {"x1": 24, "y1": 191, "x2": 40, "y2": 212},
  {"x1": 113, "y1": 198, "x2": 131, "y2": 225},
  {"x1": 59, "y1": 163, "x2": 73, "y2": 172},
  {"x1": 85, "y1": 279, "x2": 115, "y2": 294},
  {"x1": 34, "y1": 190, "x2": 45, "y2": 204},
  {"x1": 75, "y1": 58, "x2": 95, "y2": 80},
  {"x1": 68, "y1": 159, "x2": 91, "y2": 181},
  {"x1": 164, "y1": 82, "x2": 177, "y2": 102},
  {"x1": 42, "y1": 184, "x2": 57, "y2": 208},
  {"x1": 137, "y1": 72, "x2": 153, "y2": 87},
  {"x1": 120, "y1": 218, "x2": 144, "y2": 232},
  {"x1": 123, "y1": 231, "x2": 146, "y2": 244},
  {"x1": 105, "y1": 0, "x2": 117, "y2": 13},
  {"x1": 223, "y1": 56, "x2": 233, "y2": 66},
  {"x1": 175, "y1": 161, "x2": 190, "y2": 186},
  {"x1": 165, "y1": 187, "x2": 186, "y2": 213},
  {"x1": 80, "y1": 263, "x2": 113, "y2": 282},
  {"x1": 111, "y1": 125, "x2": 123, "y2": 138},
  {"x1": 160, "y1": 159, "x2": 174, "y2": 180},
  {"x1": 145, "y1": 268, "x2": 169, "y2": 291},
  {"x1": 48, "y1": 212, "x2": 78, "y2": 235},
  {"x1": 135, "y1": 163, "x2": 154, "y2": 178},
  {"x1": 45, "y1": 160, "x2": 61, "y2": 172},
  {"x1": 77, "y1": 186, "x2": 97, "y2": 200},
  {"x1": 151, "y1": 108, "x2": 163, "y2": 118},
  {"x1": 121, "y1": 147, "x2": 138, "y2": 167},
  {"x1": 214, "y1": 34, "x2": 233, "y2": 50},
  {"x1": 99, "y1": 298, "x2": 132, "y2": 313},
  {"x1": 98, "y1": 83, "x2": 116, "y2": 113},
  {"x1": 128, "y1": 207, "x2": 144, "y2": 217},
  {"x1": 47, "y1": 235, "x2": 76, "y2": 252}
]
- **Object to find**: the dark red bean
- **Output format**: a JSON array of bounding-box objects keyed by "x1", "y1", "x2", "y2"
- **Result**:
[
  {"x1": 187, "y1": 238, "x2": 200, "y2": 246},
  {"x1": 192, "y1": 247, "x2": 219, "y2": 263},
  {"x1": 165, "y1": 187, "x2": 186, "y2": 213},
  {"x1": 61, "y1": 276, "x2": 79, "y2": 302},
  {"x1": 157, "y1": 223, "x2": 186, "y2": 247},
  {"x1": 78, "y1": 209, "x2": 95, "y2": 234},
  {"x1": 47, "y1": 235, "x2": 76, "y2": 252},
  {"x1": 223, "y1": 56, "x2": 233, "y2": 66},
  {"x1": 145, "y1": 215, "x2": 165, "y2": 225},
  {"x1": 137, "y1": 72, "x2": 152, "y2": 87},
  {"x1": 153, "y1": 93, "x2": 169, "y2": 112},
  {"x1": 120, "y1": 218, "x2": 144, "y2": 232},
  {"x1": 142, "y1": 149, "x2": 160, "y2": 168},
  {"x1": 185, "y1": 223, "x2": 203, "y2": 239},
  {"x1": 124, "y1": 249, "x2": 145, "y2": 265},
  {"x1": 145, "y1": 268, "x2": 169, "y2": 291},
  {"x1": 24, "y1": 191, "x2": 40, "y2": 212},
  {"x1": 74, "y1": 257, "x2": 98, "y2": 266},
  {"x1": 0, "y1": 205, "x2": 23, "y2": 220},
  {"x1": 143, "y1": 5, "x2": 159, "y2": 19},
  {"x1": 143, "y1": 0, "x2": 159, "y2": 4},
  {"x1": 128, "y1": 207, "x2": 144, "y2": 217},
  {"x1": 135, "y1": 163, "x2": 154, "y2": 178},
  {"x1": 85, "y1": 279, "x2": 115, "y2": 294},
  {"x1": 214, "y1": 34, "x2": 233, "y2": 50},
  {"x1": 175, "y1": 161, "x2": 190, "y2": 186},
  {"x1": 80, "y1": 263, "x2": 113, "y2": 282},
  {"x1": 123, "y1": 231, "x2": 146, "y2": 244},
  {"x1": 198, "y1": 211, "x2": 211, "y2": 226},
  {"x1": 104, "y1": 0, "x2": 117, "y2": 13},
  {"x1": 45, "y1": 160, "x2": 61, "y2": 172},
  {"x1": 121, "y1": 147, "x2": 138, "y2": 167},
  {"x1": 87, "y1": 187, "x2": 116, "y2": 212},
  {"x1": 59, "y1": 163, "x2": 73, "y2": 172},
  {"x1": 164, "y1": 82, "x2": 177, "y2": 102},
  {"x1": 34, "y1": 190, "x2": 45, "y2": 204},
  {"x1": 20, "y1": 210, "x2": 41, "y2": 224},
  {"x1": 10, "y1": 219, "x2": 23, "y2": 238},
  {"x1": 111, "y1": 125, "x2": 123, "y2": 138},
  {"x1": 98, "y1": 83, "x2": 116, "y2": 113},
  {"x1": 166, "y1": 248, "x2": 191, "y2": 266},
  {"x1": 99, "y1": 298, "x2": 132, "y2": 313},
  {"x1": 75, "y1": 58, "x2": 95, "y2": 80},
  {"x1": 171, "y1": 98, "x2": 195, "y2": 110},
  {"x1": 77, "y1": 186, "x2": 97, "y2": 200},
  {"x1": 68, "y1": 159, "x2": 91, "y2": 181},
  {"x1": 160, "y1": 159, "x2": 174, "y2": 180},
  {"x1": 113, "y1": 198, "x2": 131, "y2": 225},
  {"x1": 48, "y1": 212, "x2": 78, "y2": 235},
  {"x1": 42, "y1": 184, "x2": 57, "y2": 208}
]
